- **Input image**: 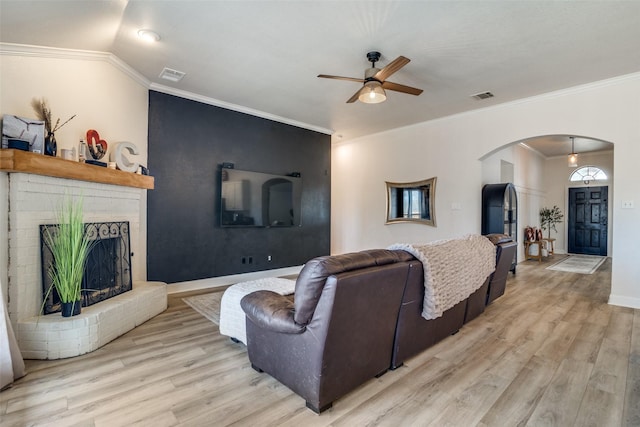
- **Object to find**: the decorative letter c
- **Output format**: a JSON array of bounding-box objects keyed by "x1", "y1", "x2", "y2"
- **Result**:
[{"x1": 111, "y1": 142, "x2": 139, "y2": 173}]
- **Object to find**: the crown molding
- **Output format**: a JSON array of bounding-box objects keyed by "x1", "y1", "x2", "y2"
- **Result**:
[
  {"x1": 342, "y1": 71, "x2": 640, "y2": 146},
  {"x1": 1, "y1": 42, "x2": 332, "y2": 136},
  {"x1": 545, "y1": 149, "x2": 614, "y2": 161},
  {"x1": 149, "y1": 82, "x2": 333, "y2": 135},
  {"x1": 0, "y1": 43, "x2": 151, "y2": 88},
  {"x1": 518, "y1": 142, "x2": 547, "y2": 158},
  {"x1": 435, "y1": 72, "x2": 640, "y2": 128}
]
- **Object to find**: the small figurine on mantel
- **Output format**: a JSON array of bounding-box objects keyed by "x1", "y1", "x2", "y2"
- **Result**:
[
  {"x1": 84, "y1": 129, "x2": 108, "y2": 166},
  {"x1": 31, "y1": 98, "x2": 75, "y2": 157}
]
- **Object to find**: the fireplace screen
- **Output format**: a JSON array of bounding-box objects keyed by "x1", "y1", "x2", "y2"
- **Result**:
[{"x1": 40, "y1": 221, "x2": 132, "y2": 315}]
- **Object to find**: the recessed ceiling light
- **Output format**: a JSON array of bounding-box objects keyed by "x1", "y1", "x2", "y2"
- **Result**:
[{"x1": 137, "y1": 29, "x2": 160, "y2": 43}]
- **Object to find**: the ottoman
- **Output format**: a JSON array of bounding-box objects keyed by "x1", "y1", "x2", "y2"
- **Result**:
[{"x1": 219, "y1": 277, "x2": 296, "y2": 344}]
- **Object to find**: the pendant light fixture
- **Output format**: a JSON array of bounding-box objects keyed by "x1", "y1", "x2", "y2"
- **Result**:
[{"x1": 568, "y1": 136, "x2": 578, "y2": 167}]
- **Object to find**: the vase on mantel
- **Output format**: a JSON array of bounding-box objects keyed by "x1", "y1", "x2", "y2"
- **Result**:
[
  {"x1": 44, "y1": 132, "x2": 57, "y2": 157},
  {"x1": 60, "y1": 300, "x2": 81, "y2": 317}
]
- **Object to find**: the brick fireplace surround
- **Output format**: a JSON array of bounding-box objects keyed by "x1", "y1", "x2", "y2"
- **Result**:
[{"x1": 5, "y1": 166, "x2": 167, "y2": 359}]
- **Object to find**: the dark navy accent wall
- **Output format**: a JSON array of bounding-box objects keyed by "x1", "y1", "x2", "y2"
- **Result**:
[{"x1": 147, "y1": 91, "x2": 331, "y2": 283}]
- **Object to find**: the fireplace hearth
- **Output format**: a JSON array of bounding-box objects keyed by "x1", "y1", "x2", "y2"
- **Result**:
[
  {"x1": 40, "y1": 221, "x2": 132, "y2": 315},
  {"x1": 5, "y1": 172, "x2": 166, "y2": 359}
]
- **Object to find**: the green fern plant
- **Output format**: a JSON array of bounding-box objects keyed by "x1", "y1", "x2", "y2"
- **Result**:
[{"x1": 42, "y1": 196, "x2": 92, "y2": 314}]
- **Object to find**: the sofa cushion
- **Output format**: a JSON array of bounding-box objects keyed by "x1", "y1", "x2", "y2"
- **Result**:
[{"x1": 293, "y1": 249, "x2": 403, "y2": 325}]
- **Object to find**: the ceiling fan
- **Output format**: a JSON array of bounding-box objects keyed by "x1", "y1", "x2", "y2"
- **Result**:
[{"x1": 318, "y1": 51, "x2": 423, "y2": 104}]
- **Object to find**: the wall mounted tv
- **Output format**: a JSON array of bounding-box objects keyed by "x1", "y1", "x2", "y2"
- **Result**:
[{"x1": 220, "y1": 168, "x2": 302, "y2": 227}]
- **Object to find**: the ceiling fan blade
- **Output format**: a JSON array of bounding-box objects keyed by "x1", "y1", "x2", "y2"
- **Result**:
[
  {"x1": 374, "y1": 56, "x2": 410, "y2": 81},
  {"x1": 318, "y1": 74, "x2": 365, "y2": 83},
  {"x1": 346, "y1": 87, "x2": 363, "y2": 103},
  {"x1": 382, "y1": 81, "x2": 423, "y2": 96}
]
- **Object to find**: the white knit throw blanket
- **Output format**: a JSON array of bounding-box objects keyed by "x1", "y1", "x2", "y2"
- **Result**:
[{"x1": 389, "y1": 234, "x2": 496, "y2": 320}]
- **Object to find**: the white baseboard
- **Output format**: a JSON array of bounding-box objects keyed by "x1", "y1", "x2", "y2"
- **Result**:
[
  {"x1": 167, "y1": 265, "x2": 304, "y2": 294},
  {"x1": 608, "y1": 294, "x2": 640, "y2": 310}
]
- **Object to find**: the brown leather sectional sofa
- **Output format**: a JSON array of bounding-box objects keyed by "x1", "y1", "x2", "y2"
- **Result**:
[
  {"x1": 240, "y1": 235, "x2": 517, "y2": 413},
  {"x1": 391, "y1": 235, "x2": 517, "y2": 369}
]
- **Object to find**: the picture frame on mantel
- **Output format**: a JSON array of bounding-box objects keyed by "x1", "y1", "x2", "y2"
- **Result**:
[
  {"x1": 385, "y1": 177, "x2": 437, "y2": 226},
  {"x1": 2, "y1": 114, "x2": 45, "y2": 153}
]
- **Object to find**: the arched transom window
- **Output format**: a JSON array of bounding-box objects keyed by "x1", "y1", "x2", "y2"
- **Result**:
[{"x1": 570, "y1": 166, "x2": 607, "y2": 184}]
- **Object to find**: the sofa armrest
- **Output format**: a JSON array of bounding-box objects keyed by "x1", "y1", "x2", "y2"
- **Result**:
[{"x1": 241, "y1": 291, "x2": 305, "y2": 334}]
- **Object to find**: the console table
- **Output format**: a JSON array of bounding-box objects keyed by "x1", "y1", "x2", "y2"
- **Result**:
[
  {"x1": 524, "y1": 238, "x2": 555, "y2": 262},
  {"x1": 542, "y1": 238, "x2": 555, "y2": 255},
  {"x1": 523, "y1": 240, "x2": 544, "y2": 263}
]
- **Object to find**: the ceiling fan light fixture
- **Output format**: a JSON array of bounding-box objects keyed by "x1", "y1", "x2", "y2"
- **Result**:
[{"x1": 359, "y1": 81, "x2": 386, "y2": 104}]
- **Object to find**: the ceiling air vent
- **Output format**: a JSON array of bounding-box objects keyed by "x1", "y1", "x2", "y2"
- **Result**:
[
  {"x1": 471, "y1": 91, "x2": 494, "y2": 100},
  {"x1": 159, "y1": 67, "x2": 186, "y2": 82}
]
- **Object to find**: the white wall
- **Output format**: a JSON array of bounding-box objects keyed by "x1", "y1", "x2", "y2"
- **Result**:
[
  {"x1": 0, "y1": 50, "x2": 150, "y2": 302},
  {"x1": 332, "y1": 73, "x2": 640, "y2": 309}
]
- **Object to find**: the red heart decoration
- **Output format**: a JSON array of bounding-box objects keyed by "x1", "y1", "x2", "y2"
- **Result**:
[{"x1": 86, "y1": 129, "x2": 108, "y2": 160}]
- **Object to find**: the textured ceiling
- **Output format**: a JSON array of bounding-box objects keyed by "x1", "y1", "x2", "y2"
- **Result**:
[{"x1": 1, "y1": 1, "x2": 639, "y2": 151}]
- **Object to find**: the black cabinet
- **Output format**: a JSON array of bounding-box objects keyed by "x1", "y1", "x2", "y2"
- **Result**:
[{"x1": 482, "y1": 183, "x2": 518, "y2": 273}]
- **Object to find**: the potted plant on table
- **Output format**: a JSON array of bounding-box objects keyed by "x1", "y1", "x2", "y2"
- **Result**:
[
  {"x1": 539, "y1": 205, "x2": 563, "y2": 257},
  {"x1": 539, "y1": 205, "x2": 564, "y2": 239},
  {"x1": 42, "y1": 197, "x2": 92, "y2": 317}
]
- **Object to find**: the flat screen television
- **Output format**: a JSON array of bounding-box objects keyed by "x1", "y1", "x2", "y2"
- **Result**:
[{"x1": 220, "y1": 168, "x2": 302, "y2": 227}]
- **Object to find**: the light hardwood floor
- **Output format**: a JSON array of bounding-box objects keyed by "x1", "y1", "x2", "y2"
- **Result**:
[{"x1": 1, "y1": 257, "x2": 639, "y2": 426}]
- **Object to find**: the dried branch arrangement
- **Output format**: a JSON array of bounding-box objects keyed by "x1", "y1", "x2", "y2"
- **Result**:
[{"x1": 31, "y1": 98, "x2": 76, "y2": 133}]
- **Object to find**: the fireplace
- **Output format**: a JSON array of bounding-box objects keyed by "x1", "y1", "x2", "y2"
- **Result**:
[
  {"x1": 5, "y1": 168, "x2": 166, "y2": 360},
  {"x1": 40, "y1": 221, "x2": 133, "y2": 315}
]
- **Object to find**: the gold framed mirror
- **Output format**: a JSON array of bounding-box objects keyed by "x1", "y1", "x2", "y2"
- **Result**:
[{"x1": 385, "y1": 177, "x2": 436, "y2": 226}]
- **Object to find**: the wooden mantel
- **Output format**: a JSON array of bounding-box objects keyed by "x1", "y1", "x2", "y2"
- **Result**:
[{"x1": 0, "y1": 149, "x2": 154, "y2": 190}]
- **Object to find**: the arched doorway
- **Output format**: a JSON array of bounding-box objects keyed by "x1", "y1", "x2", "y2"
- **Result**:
[{"x1": 480, "y1": 134, "x2": 614, "y2": 259}]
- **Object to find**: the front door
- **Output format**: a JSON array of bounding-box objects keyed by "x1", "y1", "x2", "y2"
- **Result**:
[{"x1": 568, "y1": 186, "x2": 608, "y2": 255}]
